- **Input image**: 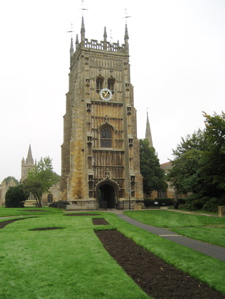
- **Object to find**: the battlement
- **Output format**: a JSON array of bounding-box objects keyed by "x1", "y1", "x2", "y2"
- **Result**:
[{"x1": 84, "y1": 39, "x2": 125, "y2": 52}]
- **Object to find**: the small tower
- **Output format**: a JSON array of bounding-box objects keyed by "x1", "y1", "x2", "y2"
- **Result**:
[
  {"x1": 145, "y1": 112, "x2": 153, "y2": 147},
  {"x1": 21, "y1": 145, "x2": 35, "y2": 180}
]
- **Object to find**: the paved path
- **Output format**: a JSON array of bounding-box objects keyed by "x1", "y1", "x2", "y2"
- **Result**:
[{"x1": 117, "y1": 213, "x2": 225, "y2": 262}]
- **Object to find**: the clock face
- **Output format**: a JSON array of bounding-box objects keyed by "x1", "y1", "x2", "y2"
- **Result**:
[{"x1": 100, "y1": 88, "x2": 112, "y2": 101}]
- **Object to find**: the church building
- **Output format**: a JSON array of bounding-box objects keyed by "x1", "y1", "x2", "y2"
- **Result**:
[{"x1": 61, "y1": 18, "x2": 143, "y2": 209}]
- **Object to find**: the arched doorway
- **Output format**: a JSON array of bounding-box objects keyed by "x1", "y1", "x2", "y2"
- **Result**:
[
  {"x1": 96, "y1": 179, "x2": 119, "y2": 209},
  {"x1": 99, "y1": 184, "x2": 115, "y2": 208}
]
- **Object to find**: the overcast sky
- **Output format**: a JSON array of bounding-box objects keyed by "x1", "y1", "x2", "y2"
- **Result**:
[{"x1": 0, "y1": 0, "x2": 224, "y2": 182}]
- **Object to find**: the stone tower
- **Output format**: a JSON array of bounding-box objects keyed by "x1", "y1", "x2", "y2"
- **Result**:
[
  {"x1": 21, "y1": 145, "x2": 35, "y2": 180},
  {"x1": 145, "y1": 112, "x2": 153, "y2": 147},
  {"x1": 61, "y1": 18, "x2": 143, "y2": 209}
]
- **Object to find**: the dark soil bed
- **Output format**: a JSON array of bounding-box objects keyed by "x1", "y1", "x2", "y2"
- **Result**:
[
  {"x1": 29, "y1": 227, "x2": 64, "y2": 231},
  {"x1": 1, "y1": 219, "x2": 224, "y2": 298},
  {"x1": 65, "y1": 213, "x2": 100, "y2": 216},
  {"x1": 95, "y1": 229, "x2": 225, "y2": 299},
  {"x1": 0, "y1": 218, "x2": 26, "y2": 229},
  {"x1": 24, "y1": 210, "x2": 48, "y2": 212},
  {"x1": 92, "y1": 218, "x2": 109, "y2": 225}
]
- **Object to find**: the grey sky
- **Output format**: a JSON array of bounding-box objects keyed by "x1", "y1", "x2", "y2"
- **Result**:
[{"x1": 0, "y1": 0, "x2": 224, "y2": 182}]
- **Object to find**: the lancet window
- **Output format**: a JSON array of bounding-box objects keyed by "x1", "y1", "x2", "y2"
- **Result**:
[
  {"x1": 100, "y1": 126, "x2": 112, "y2": 148},
  {"x1": 96, "y1": 76, "x2": 104, "y2": 93},
  {"x1": 108, "y1": 77, "x2": 115, "y2": 93}
]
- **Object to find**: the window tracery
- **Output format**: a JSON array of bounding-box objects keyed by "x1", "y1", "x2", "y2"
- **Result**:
[{"x1": 100, "y1": 126, "x2": 112, "y2": 148}]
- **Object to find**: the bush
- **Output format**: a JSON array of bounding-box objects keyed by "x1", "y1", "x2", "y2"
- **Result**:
[
  {"x1": 5, "y1": 185, "x2": 26, "y2": 208},
  {"x1": 143, "y1": 199, "x2": 155, "y2": 208},
  {"x1": 186, "y1": 194, "x2": 225, "y2": 212},
  {"x1": 144, "y1": 198, "x2": 173, "y2": 208},
  {"x1": 203, "y1": 196, "x2": 225, "y2": 212}
]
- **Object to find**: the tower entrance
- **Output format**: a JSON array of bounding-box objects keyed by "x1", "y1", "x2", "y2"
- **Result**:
[
  {"x1": 99, "y1": 184, "x2": 115, "y2": 208},
  {"x1": 96, "y1": 179, "x2": 119, "y2": 209}
]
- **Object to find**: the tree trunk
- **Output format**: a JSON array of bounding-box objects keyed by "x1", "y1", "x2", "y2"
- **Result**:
[{"x1": 37, "y1": 196, "x2": 42, "y2": 207}]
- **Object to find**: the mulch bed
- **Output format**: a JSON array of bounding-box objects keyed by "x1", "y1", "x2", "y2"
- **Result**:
[
  {"x1": 2, "y1": 218, "x2": 225, "y2": 297},
  {"x1": 29, "y1": 227, "x2": 64, "y2": 231},
  {"x1": 65, "y1": 213, "x2": 100, "y2": 216},
  {"x1": 92, "y1": 218, "x2": 109, "y2": 225},
  {"x1": 0, "y1": 218, "x2": 26, "y2": 229},
  {"x1": 95, "y1": 229, "x2": 225, "y2": 299},
  {"x1": 23, "y1": 210, "x2": 48, "y2": 212}
]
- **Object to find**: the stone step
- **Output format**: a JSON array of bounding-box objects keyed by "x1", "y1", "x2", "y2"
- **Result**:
[{"x1": 24, "y1": 200, "x2": 37, "y2": 207}]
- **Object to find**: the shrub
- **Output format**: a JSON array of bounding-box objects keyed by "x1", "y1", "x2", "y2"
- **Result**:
[
  {"x1": 144, "y1": 198, "x2": 173, "y2": 208},
  {"x1": 5, "y1": 185, "x2": 26, "y2": 208},
  {"x1": 203, "y1": 196, "x2": 225, "y2": 212}
]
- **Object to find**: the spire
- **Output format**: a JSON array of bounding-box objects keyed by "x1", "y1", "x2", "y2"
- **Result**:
[
  {"x1": 26, "y1": 145, "x2": 34, "y2": 165},
  {"x1": 76, "y1": 34, "x2": 79, "y2": 49},
  {"x1": 124, "y1": 24, "x2": 129, "y2": 54},
  {"x1": 80, "y1": 16, "x2": 85, "y2": 47},
  {"x1": 124, "y1": 23, "x2": 129, "y2": 40},
  {"x1": 70, "y1": 38, "x2": 74, "y2": 56},
  {"x1": 145, "y1": 112, "x2": 153, "y2": 147},
  {"x1": 103, "y1": 26, "x2": 107, "y2": 50}
]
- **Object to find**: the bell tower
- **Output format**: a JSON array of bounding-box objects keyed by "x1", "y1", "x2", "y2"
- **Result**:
[{"x1": 61, "y1": 18, "x2": 143, "y2": 209}]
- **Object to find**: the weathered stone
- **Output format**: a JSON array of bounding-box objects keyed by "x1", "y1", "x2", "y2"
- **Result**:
[
  {"x1": 218, "y1": 206, "x2": 225, "y2": 217},
  {"x1": 61, "y1": 19, "x2": 143, "y2": 210}
]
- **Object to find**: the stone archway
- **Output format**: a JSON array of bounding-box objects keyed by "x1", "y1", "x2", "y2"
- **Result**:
[{"x1": 96, "y1": 179, "x2": 119, "y2": 209}]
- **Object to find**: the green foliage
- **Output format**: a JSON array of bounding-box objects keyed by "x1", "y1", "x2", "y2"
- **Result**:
[
  {"x1": 168, "y1": 130, "x2": 205, "y2": 195},
  {"x1": 23, "y1": 157, "x2": 59, "y2": 207},
  {"x1": 5, "y1": 185, "x2": 26, "y2": 207},
  {"x1": 144, "y1": 198, "x2": 173, "y2": 207},
  {"x1": 140, "y1": 139, "x2": 167, "y2": 196},
  {"x1": 168, "y1": 112, "x2": 225, "y2": 211},
  {"x1": 201, "y1": 112, "x2": 225, "y2": 197}
]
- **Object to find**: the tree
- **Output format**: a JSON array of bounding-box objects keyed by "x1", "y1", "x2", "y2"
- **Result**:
[
  {"x1": 23, "y1": 157, "x2": 59, "y2": 207},
  {"x1": 5, "y1": 185, "x2": 26, "y2": 207},
  {"x1": 201, "y1": 112, "x2": 225, "y2": 198},
  {"x1": 140, "y1": 139, "x2": 167, "y2": 197},
  {"x1": 167, "y1": 130, "x2": 206, "y2": 195},
  {"x1": 168, "y1": 112, "x2": 225, "y2": 211}
]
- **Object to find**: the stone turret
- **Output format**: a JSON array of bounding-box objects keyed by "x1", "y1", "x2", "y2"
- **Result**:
[
  {"x1": 80, "y1": 16, "x2": 85, "y2": 47},
  {"x1": 103, "y1": 26, "x2": 107, "y2": 50},
  {"x1": 124, "y1": 24, "x2": 129, "y2": 54}
]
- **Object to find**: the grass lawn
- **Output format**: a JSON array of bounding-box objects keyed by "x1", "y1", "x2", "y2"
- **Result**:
[
  {"x1": 124, "y1": 210, "x2": 225, "y2": 247},
  {"x1": 1, "y1": 208, "x2": 225, "y2": 298},
  {"x1": 0, "y1": 210, "x2": 149, "y2": 299},
  {"x1": 0, "y1": 207, "x2": 62, "y2": 217}
]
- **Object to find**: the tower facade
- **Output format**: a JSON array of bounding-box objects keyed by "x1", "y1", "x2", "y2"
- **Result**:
[{"x1": 61, "y1": 18, "x2": 143, "y2": 209}]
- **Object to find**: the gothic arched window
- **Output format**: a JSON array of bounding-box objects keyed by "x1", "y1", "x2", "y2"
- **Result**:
[
  {"x1": 96, "y1": 76, "x2": 104, "y2": 93},
  {"x1": 100, "y1": 127, "x2": 112, "y2": 148},
  {"x1": 108, "y1": 77, "x2": 115, "y2": 93}
]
